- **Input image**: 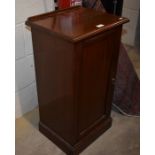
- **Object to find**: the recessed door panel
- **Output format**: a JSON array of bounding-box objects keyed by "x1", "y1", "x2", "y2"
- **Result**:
[{"x1": 79, "y1": 33, "x2": 114, "y2": 133}]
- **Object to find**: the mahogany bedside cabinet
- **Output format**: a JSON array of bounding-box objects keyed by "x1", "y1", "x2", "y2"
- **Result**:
[{"x1": 26, "y1": 6, "x2": 129, "y2": 155}]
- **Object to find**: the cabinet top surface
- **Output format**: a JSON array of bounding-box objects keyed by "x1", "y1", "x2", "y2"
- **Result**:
[{"x1": 26, "y1": 6, "x2": 129, "y2": 42}]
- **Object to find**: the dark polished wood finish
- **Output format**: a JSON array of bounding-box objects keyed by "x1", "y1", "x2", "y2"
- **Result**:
[{"x1": 26, "y1": 6, "x2": 128, "y2": 155}]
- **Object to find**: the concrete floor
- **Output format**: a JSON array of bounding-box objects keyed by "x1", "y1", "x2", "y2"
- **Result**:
[{"x1": 16, "y1": 108, "x2": 140, "y2": 155}]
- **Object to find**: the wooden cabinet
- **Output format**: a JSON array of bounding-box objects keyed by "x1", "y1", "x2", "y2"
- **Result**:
[{"x1": 26, "y1": 6, "x2": 128, "y2": 155}]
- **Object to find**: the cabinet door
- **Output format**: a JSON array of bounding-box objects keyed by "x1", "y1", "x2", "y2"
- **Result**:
[{"x1": 78, "y1": 28, "x2": 121, "y2": 136}]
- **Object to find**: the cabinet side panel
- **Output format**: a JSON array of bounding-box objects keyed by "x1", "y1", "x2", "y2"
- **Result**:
[
  {"x1": 78, "y1": 28, "x2": 121, "y2": 133},
  {"x1": 31, "y1": 29, "x2": 77, "y2": 144}
]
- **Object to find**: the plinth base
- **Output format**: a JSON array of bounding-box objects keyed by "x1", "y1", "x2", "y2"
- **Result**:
[{"x1": 39, "y1": 117, "x2": 112, "y2": 155}]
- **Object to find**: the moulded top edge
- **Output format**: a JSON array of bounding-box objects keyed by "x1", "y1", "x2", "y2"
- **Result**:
[{"x1": 26, "y1": 6, "x2": 129, "y2": 42}]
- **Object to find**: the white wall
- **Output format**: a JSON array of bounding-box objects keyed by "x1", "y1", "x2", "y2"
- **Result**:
[
  {"x1": 15, "y1": 0, "x2": 55, "y2": 118},
  {"x1": 121, "y1": 0, "x2": 140, "y2": 46}
]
